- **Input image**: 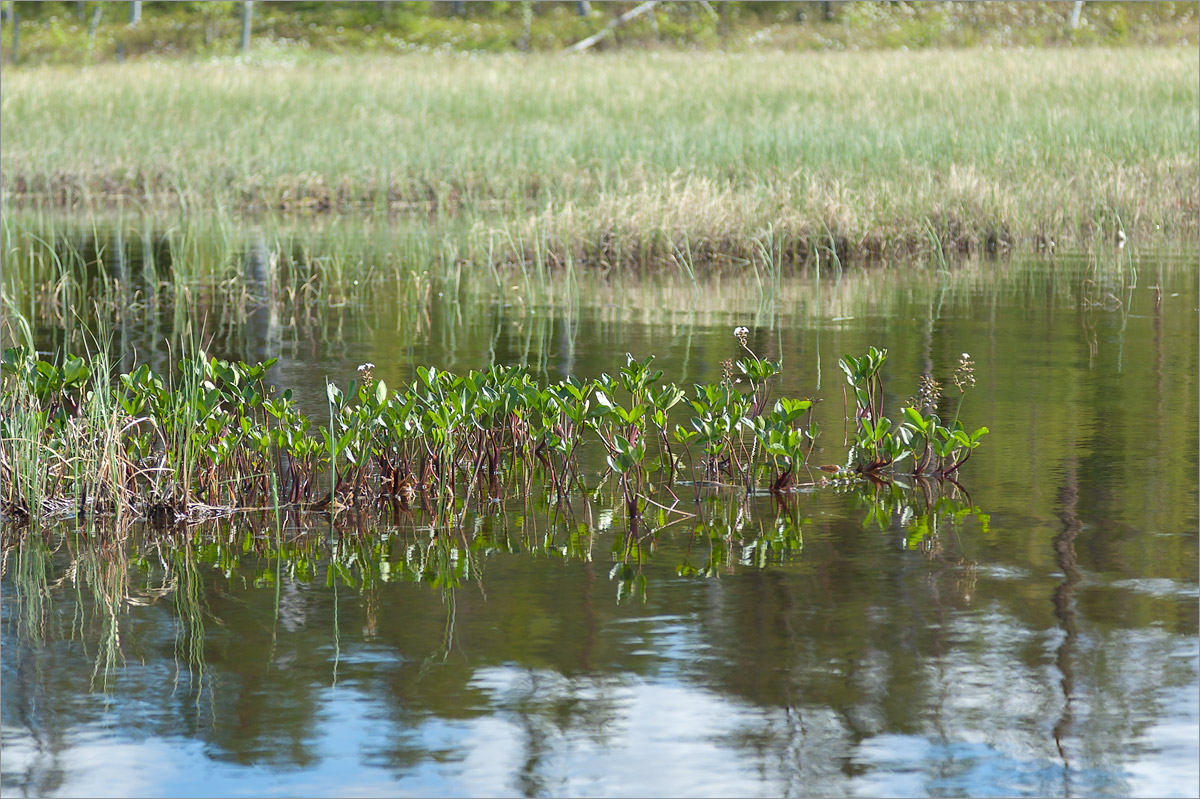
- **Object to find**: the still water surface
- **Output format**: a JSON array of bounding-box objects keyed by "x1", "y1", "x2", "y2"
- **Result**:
[{"x1": 2, "y1": 224, "x2": 1196, "y2": 797}]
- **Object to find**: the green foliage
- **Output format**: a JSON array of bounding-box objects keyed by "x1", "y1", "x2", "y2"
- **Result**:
[
  {"x1": 0, "y1": 344, "x2": 988, "y2": 526},
  {"x1": 2, "y1": 2, "x2": 1194, "y2": 64}
]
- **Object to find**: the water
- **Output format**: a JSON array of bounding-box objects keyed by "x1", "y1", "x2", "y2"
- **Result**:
[{"x1": 2, "y1": 220, "x2": 1196, "y2": 797}]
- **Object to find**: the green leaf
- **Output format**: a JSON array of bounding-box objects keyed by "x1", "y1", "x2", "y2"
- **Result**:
[
  {"x1": 61, "y1": 356, "x2": 90, "y2": 386},
  {"x1": 903, "y1": 406, "x2": 928, "y2": 429}
]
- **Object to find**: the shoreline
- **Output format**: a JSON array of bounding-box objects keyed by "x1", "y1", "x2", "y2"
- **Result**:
[{"x1": 3, "y1": 188, "x2": 1192, "y2": 266}]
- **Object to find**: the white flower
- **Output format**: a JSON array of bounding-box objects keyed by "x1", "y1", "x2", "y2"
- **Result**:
[{"x1": 357, "y1": 362, "x2": 375, "y2": 372}]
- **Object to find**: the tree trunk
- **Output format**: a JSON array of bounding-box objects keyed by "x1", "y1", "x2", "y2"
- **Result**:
[
  {"x1": 240, "y1": 0, "x2": 253, "y2": 51},
  {"x1": 129, "y1": 0, "x2": 140, "y2": 26},
  {"x1": 8, "y1": 1, "x2": 16, "y2": 64},
  {"x1": 564, "y1": 1, "x2": 659, "y2": 53},
  {"x1": 88, "y1": 4, "x2": 103, "y2": 46},
  {"x1": 1068, "y1": 1, "x2": 1084, "y2": 30},
  {"x1": 576, "y1": 1, "x2": 589, "y2": 15},
  {"x1": 518, "y1": 1, "x2": 532, "y2": 52}
]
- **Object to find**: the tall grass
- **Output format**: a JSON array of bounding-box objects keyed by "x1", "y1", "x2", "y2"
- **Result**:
[{"x1": 2, "y1": 48, "x2": 1196, "y2": 260}]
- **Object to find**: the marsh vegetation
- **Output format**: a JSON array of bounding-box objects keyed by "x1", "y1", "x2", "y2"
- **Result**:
[
  {"x1": 1, "y1": 8, "x2": 1197, "y2": 792},
  {"x1": 0, "y1": 338, "x2": 986, "y2": 522},
  {"x1": 4, "y1": 48, "x2": 1196, "y2": 264}
]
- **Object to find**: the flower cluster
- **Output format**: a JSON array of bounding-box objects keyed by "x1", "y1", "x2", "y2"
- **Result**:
[{"x1": 357, "y1": 362, "x2": 375, "y2": 386}]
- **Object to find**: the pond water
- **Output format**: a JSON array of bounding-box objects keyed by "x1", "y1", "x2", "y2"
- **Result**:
[{"x1": 2, "y1": 220, "x2": 1197, "y2": 797}]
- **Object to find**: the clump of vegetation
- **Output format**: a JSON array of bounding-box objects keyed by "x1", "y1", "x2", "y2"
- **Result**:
[
  {"x1": 0, "y1": 336, "x2": 987, "y2": 529},
  {"x1": 840, "y1": 347, "x2": 988, "y2": 480}
]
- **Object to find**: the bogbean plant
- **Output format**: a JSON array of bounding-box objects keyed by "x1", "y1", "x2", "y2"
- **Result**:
[
  {"x1": 0, "y1": 335, "x2": 988, "y2": 524},
  {"x1": 839, "y1": 347, "x2": 988, "y2": 479}
]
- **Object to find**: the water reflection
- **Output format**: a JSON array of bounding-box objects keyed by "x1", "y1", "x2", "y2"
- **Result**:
[
  {"x1": 3, "y1": 469, "x2": 1196, "y2": 797},
  {"x1": 1052, "y1": 454, "x2": 1082, "y2": 790},
  {"x1": 1, "y1": 215, "x2": 1196, "y2": 797}
]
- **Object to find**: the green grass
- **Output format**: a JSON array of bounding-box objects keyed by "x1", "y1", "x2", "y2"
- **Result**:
[{"x1": 2, "y1": 48, "x2": 1197, "y2": 263}]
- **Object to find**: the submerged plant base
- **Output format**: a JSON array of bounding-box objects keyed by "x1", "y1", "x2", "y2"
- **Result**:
[{"x1": 0, "y1": 467, "x2": 986, "y2": 618}]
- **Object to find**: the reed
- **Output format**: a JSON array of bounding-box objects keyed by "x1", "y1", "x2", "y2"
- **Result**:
[{"x1": 6, "y1": 209, "x2": 1192, "y2": 374}]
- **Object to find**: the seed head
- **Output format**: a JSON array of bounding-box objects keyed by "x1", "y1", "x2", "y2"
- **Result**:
[
  {"x1": 913, "y1": 373, "x2": 942, "y2": 410},
  {"x1": 720, "y1": 358, "x2": 734, "y2": 384},
  {"x1": 953, "y1": 353, "x2": 976, "y2": 392}
]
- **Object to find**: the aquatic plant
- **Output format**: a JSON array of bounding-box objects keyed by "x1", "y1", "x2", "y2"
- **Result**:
[
  {"x1": 0, "y1": 337, "x2": 989, "y2": 529},
  {"x1": 838, "y1": 347, "x2": 988, "y2": 481}
]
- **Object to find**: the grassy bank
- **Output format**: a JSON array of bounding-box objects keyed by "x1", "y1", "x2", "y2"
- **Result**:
[{"x1": 3, "y1": 48, "x2": 1196, "y2": 263}]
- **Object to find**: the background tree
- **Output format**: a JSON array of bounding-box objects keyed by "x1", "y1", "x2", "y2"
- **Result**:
[
  {"x1": 240, "y1": 0, "x2": 252, "y2": 51},
  {"x1": 7, "y1": 0, "x2": 16, "y2": 63}
]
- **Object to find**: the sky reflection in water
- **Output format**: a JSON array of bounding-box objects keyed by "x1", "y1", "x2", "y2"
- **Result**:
[{"x1": 2, "y1": 238, "x2": 1197, "y2": 797}]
